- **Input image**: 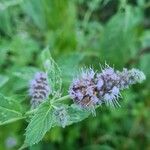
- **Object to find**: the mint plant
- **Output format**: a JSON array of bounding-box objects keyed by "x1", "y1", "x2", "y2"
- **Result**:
[{"x1": 0, "y1": 49, "x2": 145, "y2": 149}]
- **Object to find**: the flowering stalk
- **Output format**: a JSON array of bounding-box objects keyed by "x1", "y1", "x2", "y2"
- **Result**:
[
  {"x1": 53, "y1": 106, "x2": 69, "y2": 128},
  {"x1": 51, "y1": 95, "x2": 70, "y2": 103},
  {"x1": 26, "y1": 66, "x2": 145, "y2": 122},
  {"x1": 69, "y1": 66, "x2": 145, "y2": 109},
  {"x1": 27, "y1": 66, "x2": 145, "y2": 116},
  {"x1": 29, "y1": 72, "x2": 51, "y2": 108}
]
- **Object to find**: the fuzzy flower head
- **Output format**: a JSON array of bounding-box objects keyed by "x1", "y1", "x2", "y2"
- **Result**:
[
  {"x1": 69, "y1": 65, "x2": 145, "y2": 109},
  {"x1": 117, "y1": 68, "x2": 146, "y2": 89},
  {"x1": 29, "y1": 72, "x2": 51, "y2": 108},
  {"x1": 53, "y1": 106, "x2": 69, "y2": 128},
  {"x1": 69, "y1": 69, "x2": 99, "y2": 108},
  {"x1": 96, "y1": 66, "x2": 121, "y2": 107},
  {"x1": 127, "y1": 68, "x2": 146, "y2": 84}
]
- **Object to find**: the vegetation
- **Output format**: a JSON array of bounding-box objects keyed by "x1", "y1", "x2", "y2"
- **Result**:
[{"x1": 0, "y1": 0, "x2": 150, "y2": 149}]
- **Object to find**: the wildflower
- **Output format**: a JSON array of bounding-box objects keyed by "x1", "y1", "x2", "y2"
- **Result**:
[
  {"x1": 69, "y1": 69, "x2": 99, "y2": 108},
  {"x1": 69, "y1": 65, "x2": 145, "y2": 108},
  {"x1": 29, "y1": 72, "x2": 51, "y2": 108}
]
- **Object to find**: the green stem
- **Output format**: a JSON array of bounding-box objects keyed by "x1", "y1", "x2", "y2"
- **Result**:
[
  {"x1": 25, "y1": 95, "x2": 70, "y2": 115},
  {"x1": 52, "y1": 95, "x2": 70, "y2": 103},
  {"x1": 0, "y1": 117, "x2": 26, "y2": 126},
  {"x1": 25, "y1": 108, "x2": 37, "y2": 116}
]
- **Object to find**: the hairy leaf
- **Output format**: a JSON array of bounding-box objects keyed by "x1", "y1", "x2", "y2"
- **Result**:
[
  {"x1": 52, "y1": 103, "x2": 91, "y2": 127},
  {"x1": 0, "y1": 94, "x2": 23, "y2": 125},
  {"x1": 41, "y1": 48, "x2": 62, "y2": 96},
  {"x1": 12, "y1": 67, "x2": 39, "y2": 81},
  {"x1": 67, "y1": 104, "x2": 91, "y2": 125},
  {"x1": 25, "y1": 102, "x2": 54, "y2": 146}
]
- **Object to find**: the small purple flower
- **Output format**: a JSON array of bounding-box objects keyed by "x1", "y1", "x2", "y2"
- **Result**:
[
  {"x1": 29, "y1": 72, "x2": 51, "y2": 108},
  {"x1": 69, "y1": 69, "x2": 99, "y2": 108},
  {"x1": 53, "y1": 107, "x2": 69, "y2": 128},
  {"x1": 69, "y1": 65, "x2": 145, "y2": 108},
  {"x1": 117, "y1": 68, "x2": 146, "y2": 90},
  {"x1": 96, "y1": 66, "x2": 121, "y2": 107}
]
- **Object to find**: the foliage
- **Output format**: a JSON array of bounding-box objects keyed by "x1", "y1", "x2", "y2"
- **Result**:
[{"x1": 0, "y1": 0, "x2": 150, "y2": 150}]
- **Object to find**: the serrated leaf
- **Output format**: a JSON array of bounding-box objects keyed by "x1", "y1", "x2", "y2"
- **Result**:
[
  {"x1": 10, "y1": 67, "x2": 39, "y2": 91},
  {"x1": 41, "y1": 48, "x2": 62, "y2": 95},
  {"x1": 67, "y1": 104, "x2": 91, "y2": 125},
  {"x1": 25, "y1": 102, "x2": 54, "y2": 146},
  {"x1": 0, "y1": 94, "x2": 23, "y2": 125},
  {"x1": 0, "y1": 75, "x2": 9, "y2": 88},
  {"x1": 51, "y1": 103, "x2": 91, "y2": 127},
  {"x1": 12, "y1": 67, "x2": 39, "y2": 81}
]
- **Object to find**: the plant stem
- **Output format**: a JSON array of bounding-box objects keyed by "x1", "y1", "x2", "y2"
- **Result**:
[
  {"x1": 0, "y1": 117, "x2": 26, "y2": 126},
  {"x1": 25, "y1": 108, "x2": 37, "y2": 116},
  {"x1": 25, "y1": 95, "x2": 70, "y2": 115},
  {"x1": 52, "y1": 95, "x2": 70, "y2": 103}
]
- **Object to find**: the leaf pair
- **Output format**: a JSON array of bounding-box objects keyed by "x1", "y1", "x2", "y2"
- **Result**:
[{"x1": 24, "y1": 102, "x2": 91, "y2": 147}]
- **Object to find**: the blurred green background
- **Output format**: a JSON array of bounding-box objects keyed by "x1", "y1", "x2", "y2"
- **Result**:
[{"x1": 0, "y1": 0, "x2": 150, "y2": 149}]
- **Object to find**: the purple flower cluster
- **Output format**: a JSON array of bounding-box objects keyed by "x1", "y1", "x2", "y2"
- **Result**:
[
  {"x1": 69, "y1": 66, "x2": 145, "y2": 108},
  {"x1": 117, "y1": 68, "x2": 146, "y2": 90},
  {"x1": 69, "y1": 69, "x2": 99, "y2": 107},
  {"x1": 29, "y1": 72, "x2": 51, "y2": 108},
  {"x1": 96, "y1": 67, "x2": 121, "y2": 107},
  {"x1": 53, "y1": 106, "x2": 69, "y2": 128}
]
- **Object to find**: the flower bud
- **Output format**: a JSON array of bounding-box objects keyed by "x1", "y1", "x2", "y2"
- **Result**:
[{"x1": 29, "y1": 72, "x2": 51, "y2": 108}]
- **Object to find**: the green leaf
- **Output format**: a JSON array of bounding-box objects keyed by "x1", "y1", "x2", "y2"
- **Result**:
[
  {"x1": 25, "y1": 102, "x2": 54, "y2": 146},
  {"x1": 51, "y1": 103, "x2": 91, "y2": 127},
  {"x1": 10, "y1": 34, "x2": 40, "y2": 66},
  {"x1": 99, "y1": 7, "x2": 143, "y2": 68},
  {"x1": 0, "y1": 40, "x2": 9, "y2": 66},
  {"x1": 41, "y1": 48, "x2": 62, "y2": 95},
  {"x1": 51, "y1": 103, "x2": 70, "y2": 128},
  {"x1": 140, "y1": 31, "x2": 150, "y2": 48},
  {"x1": 7, "y1": 67, "x2": 39, "y2": 92},
  {"x1": 0, "y1": 75, "x2": 9, "y2": 88},
  {"x1": 139, "y1": 54, "x2": 150, "y2": 87},
  {"x1": 0, "y1": 8, "x2": 13, "y2": 36},
  {"x1": 0, "y1": 94, "x2": 23, "y2": 125},
  {"x1": 22, "y1": 0, "x2": 46, "y2": 30},
  {"x1": 57, "y1": 53, "x2": 84, "y2": 85},
  {"x1": 67, "y1": 104, "x2": 91, "y2": 125},
  {"x1": 12, "y1": 67, "x2": 39, "y2": 81}
]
